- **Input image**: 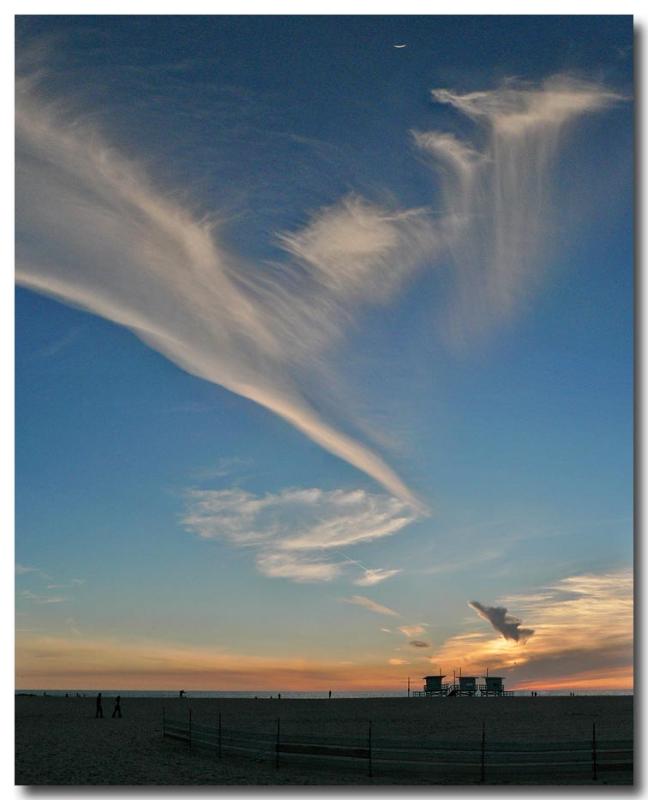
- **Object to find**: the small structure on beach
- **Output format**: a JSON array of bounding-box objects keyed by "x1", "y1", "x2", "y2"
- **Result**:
[
  {"x1": 413, "y1": 673, "x2": 513, "y2": 697},
  {"x1": 422, "y1": 675, "x2": 448, "y2": 696},
  {"x1": 479, "y1": 676, "x2": 506, "y2": 696}
]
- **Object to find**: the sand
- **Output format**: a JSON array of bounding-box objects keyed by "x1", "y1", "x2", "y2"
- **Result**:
[{"x1": 15, "y1": 695, "x2": 633, "y2": 785}]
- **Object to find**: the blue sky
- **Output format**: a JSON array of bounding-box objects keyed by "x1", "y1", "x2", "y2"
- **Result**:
[{"x1": 15, "y1": 15, "x2": 633, "y2": 690}]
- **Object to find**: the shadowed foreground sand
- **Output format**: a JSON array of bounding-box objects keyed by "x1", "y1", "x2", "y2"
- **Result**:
[{"x1": 15, "y1": 695, "x2": 633, "y2": 785}]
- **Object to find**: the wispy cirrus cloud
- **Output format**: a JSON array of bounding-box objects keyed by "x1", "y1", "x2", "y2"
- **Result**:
[
  {"x1": 15, "y1": 563, "x2": 63, "y2": 583},
  {"x1": 276, "y1": 195, "x2": 437, "y2": 304},
  {"x1": 254, "y1": 552, "x2": 344, "y2": 583},
  {"x1": 353, "y1": 568, "x2": 401, "y2": 587},
  {"x1": 343, "y1": 595, "x2": 400, "y2": 618},
  {"x1": 414, "y1": 75, "x2": 624, "y2": 345},
  {"x1": 16, "y1": 565, "x2": 85, "y2": 607},
  {"x1": 17, "y1": 63, "x2": 620, "y2": 518},
  {"x1": 15, "y1": 71, "x2": 426, "y2": 511},
  {"x1": 15, "y1": 66, "x2": 622, "y2": 588},
  {"x1": 16, "y1": 564, "x2": 46, "y2": 577},
  {"x1": 32, "y1": 327, "x2": 81, "y2": 359},
  {"x1": 19, "y1": 590, "x2": 66, "y2": 605},
  {"x1": 183, "y1": 487, "x2": 415, "y2": 583},
  {"x1": 46, "y1": 579, "x2": 86, "y2": 590}
]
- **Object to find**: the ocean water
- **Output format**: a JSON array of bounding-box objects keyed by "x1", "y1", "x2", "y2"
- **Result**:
[{"x1": 16, "y1": 689, "x2": 633, "y2": 698}]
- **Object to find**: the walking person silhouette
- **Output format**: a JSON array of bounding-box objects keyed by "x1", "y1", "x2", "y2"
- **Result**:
[
  {"x1": 95, "y1": 692, "x2": 103, "y2": 718},
  {"x1": 112, "y1": 695, "x2": 122, "y2": 718}
]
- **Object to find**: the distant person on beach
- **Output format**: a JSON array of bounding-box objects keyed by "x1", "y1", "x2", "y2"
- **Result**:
[
  {"x1": 179, "y1": 690, "x2": 185, "y2": 699},
  {"x1": 112, "y1": 695, "x2": 122, "y2": 718},
  {"x1": 95, "y1": 692, "x2": 103, "y2": 718},
  {"x1": 328, "y1": 690, "x2": 332, "y2": 699}
]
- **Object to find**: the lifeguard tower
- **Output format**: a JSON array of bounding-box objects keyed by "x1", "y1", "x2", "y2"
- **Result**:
[
  {"x1": 412, "y1": 674, "x2": 450, "y2": 696},
  {"x1": 423, "y1": 675, "x2": 447, "y2": 696},
  {"x1": 478, "y1": 675, "x2": 512, "y2": 696},
  {"x1": 458, "y1": 676, "x2": 478, "y2": 696}
]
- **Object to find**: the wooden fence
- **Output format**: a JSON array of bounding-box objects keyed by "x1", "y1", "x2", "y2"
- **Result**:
[{"x1": 162, "y1": 709, "x2": 632, "y2": 784}]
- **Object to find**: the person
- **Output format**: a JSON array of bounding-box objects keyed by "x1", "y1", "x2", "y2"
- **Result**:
[
  {"x1": 179, "y1": 689, "x2": 185, "y2": 699},
  {"x1": 328, "y1": 690, "x2": 332, "y2": 699},
  {"x1": 95, "y1": 692, "x2": 103, "y2": 718},
  {"x1": 278, "y1": 693, "x2": 281, "y2": 700},
  {"x1": 112, "y1": 695, "x2": 122, "y2": 718}
]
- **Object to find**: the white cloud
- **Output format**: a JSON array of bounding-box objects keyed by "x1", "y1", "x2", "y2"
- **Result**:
[
  {"x1": 277, "y1": 195, "x2": 438, "y2": 303},
  {"x1": 19, "y1": 590, "x2": 66, "y2": 605},
  {"x1": 415, "y1": 75, "x2": 624, "y2": 345},
  {"x1": 411, "y1": 131, "x2": 483, "y2": 176},
  {"x1": 255, "y1": 552, "x2": 344, "y2": 583},
  {"x1": 46, "y1": 579, "x2": 85, "y2": 590},
  {"x1": 388, "y1": 658, "x2": 409, "y2": 665},
  {"x1": 16, "y1": 563, "x2": 56, "y2": 580},
  {"x1": 16, "y1": 564, "x2": 40, "y2": 576},
  {"x1": 398, "y1": 624, "x2": 427, "y2": 637},
  {"x1": 431, "y1": 77, "x2": 621, "y2": 134},
  {"x1": 343, "y1": 595, "x2": 400, "y2": 617},
  {"x1": 183, "y1": 486, "x2": 416, "y2": 583},
  {"x1": 353, "y1": 568, "x2": 401, "y2": 586}
]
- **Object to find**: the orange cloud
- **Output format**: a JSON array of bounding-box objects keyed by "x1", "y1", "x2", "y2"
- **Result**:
[{"x1": 427, "y1": 569, "x2": 632, "y2": 691}]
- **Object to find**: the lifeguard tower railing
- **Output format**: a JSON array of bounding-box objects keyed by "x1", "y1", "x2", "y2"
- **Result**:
[{"x1": 412, "y1": 682, "x2": 453, "y2": 697}]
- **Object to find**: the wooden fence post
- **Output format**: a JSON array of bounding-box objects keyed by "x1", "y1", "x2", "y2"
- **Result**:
[
  {"x1": 189, "y1": 708, "x2": 192, "y2": 750},
  {"x1": 480, "y1": 721, "x2": 486, "y2": 783},
  {"x1": 592, "y1": 722, "x2": 597, "y2": 781},
  {"x1": 368, "y1": 721, "x2": 373, "y2": 778},
  {"x1": 218, "y1": 712, "x2": 222, "y2": 759},
  {"x1": 276, "y1": 718, "x2": 281, "y2": 769}
]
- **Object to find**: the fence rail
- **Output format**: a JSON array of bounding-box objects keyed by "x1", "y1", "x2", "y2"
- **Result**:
[{"x1": 162, "y1": 710, "x2": 632, "y2": 783}]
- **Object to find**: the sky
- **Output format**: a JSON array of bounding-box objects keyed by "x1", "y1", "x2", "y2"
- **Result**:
[{"x1": 14, "y1": 15, "x2": 633, "y2": 692}]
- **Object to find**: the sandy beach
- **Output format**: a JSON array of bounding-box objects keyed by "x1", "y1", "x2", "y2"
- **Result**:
[{"x1": 15, "y1": 694, "x2": 633, "y2": 785}]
